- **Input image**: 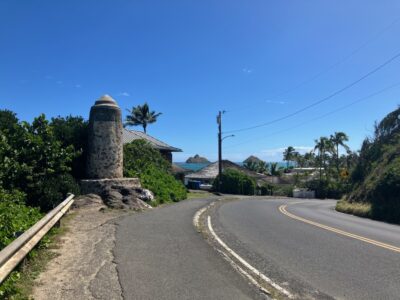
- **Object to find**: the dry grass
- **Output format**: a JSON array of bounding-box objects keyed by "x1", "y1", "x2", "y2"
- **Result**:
[
  {"x1": 336, "y1": 199, "x2": 372, "y2": 218},
  {"x1": 186, "y1": 191, "x2": 214, "y2": 199}
]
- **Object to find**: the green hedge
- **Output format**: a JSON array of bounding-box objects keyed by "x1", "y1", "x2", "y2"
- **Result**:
[
  {"x1": 213, "y1": 169, "x2": 256, "y2": 195},
  {"x1": 0, "y1": 110, "x2": 80, "y2": 211},
  {"x1": 139, "y1": 165, "x2": 187, "y2": 204},
  {"x1": 124, "y1": 140, "x2": 187, "y2": 204},
  {"x1": 0, "y1": 189, "x2": 43, "y2": 298},
  {"x1": 0, "y1": 190, "x2": 42, "y2": 250}
]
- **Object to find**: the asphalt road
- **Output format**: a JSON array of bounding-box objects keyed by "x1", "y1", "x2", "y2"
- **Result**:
[
  {"x1": 211, "y1": 198, "x2": 400, "y2": 299},
  {"x1": 114, "y1": 198, "x2": 266, "y2": 300}
]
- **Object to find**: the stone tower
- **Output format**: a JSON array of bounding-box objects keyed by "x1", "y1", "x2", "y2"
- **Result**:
[{"x1": 86, "y1": 95, "x2": 123, "y2": 179}]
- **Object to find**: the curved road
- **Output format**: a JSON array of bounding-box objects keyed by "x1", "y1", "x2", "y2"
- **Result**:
[
  {"x1": 211, "y1": 198, "x2": 400, "y2": 299},
  {"x1": 115, "y1": 198, "x2": 266, "y2": 300}
]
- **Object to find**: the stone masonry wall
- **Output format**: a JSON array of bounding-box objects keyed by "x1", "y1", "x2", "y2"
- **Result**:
[{"x1": 86, "y1": 103, "x2": 123, "y2": 179}]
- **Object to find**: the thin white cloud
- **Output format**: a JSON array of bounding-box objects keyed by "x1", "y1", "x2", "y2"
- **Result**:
[
  {"x1": 242, "y1": 68, "x2": 253, "y2": 74},
  {"x1": 75, "y1": 84, "x2": 82, "y2": 88},
  {"x1": 56, "y1": 80, "x2": 63, "y2": 85},
  {"x1": 118, "y1": 92, "x2": 130, "y2": 97},
  {"x1": 265, "y1": 99, "x2": 286, "y2": 105}
]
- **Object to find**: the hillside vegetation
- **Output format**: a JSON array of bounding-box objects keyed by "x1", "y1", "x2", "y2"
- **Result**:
[{"x1": 338, "y1": 106, "x2": 400, "y2": 223}]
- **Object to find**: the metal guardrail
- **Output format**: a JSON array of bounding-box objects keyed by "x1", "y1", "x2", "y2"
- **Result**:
[{"x1": 0, "y1": 194, "x2": 75, "y2": 284}]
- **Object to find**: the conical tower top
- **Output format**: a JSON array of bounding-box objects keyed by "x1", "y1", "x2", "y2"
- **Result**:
[{"x1": 94, "y1": 94, "x2": 119, "y2": 107}]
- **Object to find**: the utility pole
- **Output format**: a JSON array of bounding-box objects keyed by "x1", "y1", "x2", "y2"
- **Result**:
[{"x1": 217, "y1": 111, "x2": 222, "y2": 192}]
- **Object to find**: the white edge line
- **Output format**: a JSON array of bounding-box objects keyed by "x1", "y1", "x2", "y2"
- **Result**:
[
  {"x1": 216, "y1": 248, "x2": 271, "y2": 296},
  {"x1": 207, "y1": 216, "x2": 294, "y2": 299},
  {"x1": 193, "y1": 206, "x2": 208, "y2": 228}
]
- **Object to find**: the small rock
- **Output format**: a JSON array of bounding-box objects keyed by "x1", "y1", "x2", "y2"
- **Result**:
[
  {"x1": 138, "y1": 188, "x2": 155, "y2": 202},
  {"x1": 102, "y1": 189, "x2": 126, "y2": 209}
]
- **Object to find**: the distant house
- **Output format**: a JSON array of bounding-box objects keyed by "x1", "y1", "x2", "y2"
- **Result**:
[{"x1": 122, "y1": 128, "x2": 182, "y2": 163}]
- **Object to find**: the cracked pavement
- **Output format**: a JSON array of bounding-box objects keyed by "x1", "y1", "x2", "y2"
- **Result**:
[{"x1": 32, "y1": 202, "x2": 126, "y2": 300}]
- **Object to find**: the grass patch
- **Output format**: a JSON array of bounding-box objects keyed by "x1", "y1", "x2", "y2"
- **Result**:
[
  {"x1": 1, "y1": 212, "x2": 74, "y2": 299},
  {"x1": 336, "y1": 199, "x2": 372, "y2": 218},
  {"x1": 187, "y1": 191, "x2": 214, "y2": 199}
]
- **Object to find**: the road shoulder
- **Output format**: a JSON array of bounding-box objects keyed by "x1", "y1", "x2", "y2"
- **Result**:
[{"x1": 32, "y1": 198, "x2": 127, "y2": 300}]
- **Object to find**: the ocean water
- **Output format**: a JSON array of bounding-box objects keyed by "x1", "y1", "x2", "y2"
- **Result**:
[
  {"x1": 175, "y1": 162, "x2": 211, "y2": 172},
  {"x1": 175, "y1": 161, "x2": 289, "y2": 172}
]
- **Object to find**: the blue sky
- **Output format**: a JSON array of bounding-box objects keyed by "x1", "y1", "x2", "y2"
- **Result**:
[{"x1": 1, "y1": 1, "x2": 400, "y2": 162}]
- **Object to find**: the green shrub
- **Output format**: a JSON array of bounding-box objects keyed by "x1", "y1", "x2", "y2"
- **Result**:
[
  {"x1": 123, "y1": 140, "x2": 186, "y2": 203},
  {"x1": 257, "y1": 183, "x2": 274, "y2": 195},
  {"x1": 369, "y1": 163, "x2": 400, "y2": 223},
  {"x1": 303, "y1": 179, "x2": 348, "y2": 199},
  {"x1": 33, "y1": 174, "x2": 80, "y2": 211},
  {"x1": 0, "y1": 189, "x2": 43, "y2": 298},
  {"x1": 124, "y1": 140, "x2": 171, "y2": 176},
  {"x1": 213, "y1": 169, "x2": 256, "y2": 195},
  {"x1": 138, "y1": 165, "x2": 187, "y2": 204},
  {"x1": 50, "y1": 115, "x2": 88, "y2": 179},
  {"x1": 270, "y1": 184, "x2": 293, "y2": 197},
  {"x1": 0, "y1": 111, "x2": 79, "y2": 211},
  {"x1": 0, "y1": 191, "x2": 42, "y2": 250}
]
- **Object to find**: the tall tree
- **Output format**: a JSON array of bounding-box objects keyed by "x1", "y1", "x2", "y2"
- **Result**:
[
  {"x1": 303, "y1": 151, "x2": 315, "y2": 167},
  {"x1": 283, "y1": 146, "x2": 296, "y2": 169},
  {"x1": 314, "y1": 137, "x2": 332, "y2": 182},
  {"x1": 257, "y1": 161, "x2": 268, "y2": 174},
  {"x1": 124, "y1": 103, "x2": 162, "y2": 134},
  {"x1": 330, "y1": 132, "x2": 349, "y2": 178},
  {"x1": 269, "y1": 162, "x2": 279, "y2": 176}
]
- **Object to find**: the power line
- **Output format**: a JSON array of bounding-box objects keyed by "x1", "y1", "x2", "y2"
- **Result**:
[
  {"x1": 223, "y1": 81, "x2": 400, "y2": 149},
  {"x1": 264, "y1": 16, "x2": 400, "y2": 100},
  {"x1": 226, "y1": 16, "x2": 400, "y2": 114},
  {"x1": 224, "y1": 49, "x2": 400, "y2": 134}
]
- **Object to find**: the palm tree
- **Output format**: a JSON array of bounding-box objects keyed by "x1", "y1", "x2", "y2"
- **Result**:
[
  {"x1": 330, "y1": 132, "x2": 349, "y2": 178},
  {"x1": 293, "y1": 152, "x2": 306, "y2": 168},
  {"x1": 269, "y1": 162, "x2": 279, "y2": 176},
  {"x1": 283, "y1": 146, "x2": 296, "y2": 169},
  {"x1": 257, "y1": 161, "x2": 268, "y2": 174},
  {"x1": 304, "y1": 151, "x2": 315, "y2": 167},
  {"x1": 314, "y1": 137, "x2": 332, "y2": 182},
  {"x1": 124, "y1": 103, "x2": 162, "y2": 134}
]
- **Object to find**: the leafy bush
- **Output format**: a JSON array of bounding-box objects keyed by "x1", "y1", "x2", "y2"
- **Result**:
[
  {"x1": 0, "y1": 188, "x2": 43, "y2": 298},
  {"x1": 0, "y1": 190, "x2": 42, "y2": 250},
  {"x1": 270, "y1": 184, "x2": 293, "y2": 197},
  {"x1": 124, "y1": 140, "x2": 186, "y2": 203},
  {"x1": 213, "y1": 169, "x2": 256, "y2": 195},
  {"x1": 0, "y1": 111, "x2": 79, "y2": 211},
  {"x1": 257, "y1": 183, "x2": 273, "y2": 196},
  {"x1": 124, "y1": 140, "x2": 171, "y2": 175},
  {"x1": 50, "y1": 115, "x2": 88, "y2": 179},
  {"x1": 369, "y1": 162, "x2": 400, "y2": 223},
  {"x1": 34, "y1": 174, "x2": 80, "y2": 211},
  {"x1": 139, "y1": 165, "x2": 187, "y2": 204},
  {"x1": 303, "y1": 179, "x2": 348, "y2": 199}
]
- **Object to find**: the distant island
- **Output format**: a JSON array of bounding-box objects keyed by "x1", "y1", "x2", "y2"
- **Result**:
[
  {"x1": 186, "y1": 154, "x2": 210, "y2": 163},
  {"x1": 243, "y1": 155, "x2": 263, "y2": 164}
]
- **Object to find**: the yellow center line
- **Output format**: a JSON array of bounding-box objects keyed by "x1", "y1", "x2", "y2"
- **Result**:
[{"x1": 279, "y1": 204, "x2": 400, "y2": 253}]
